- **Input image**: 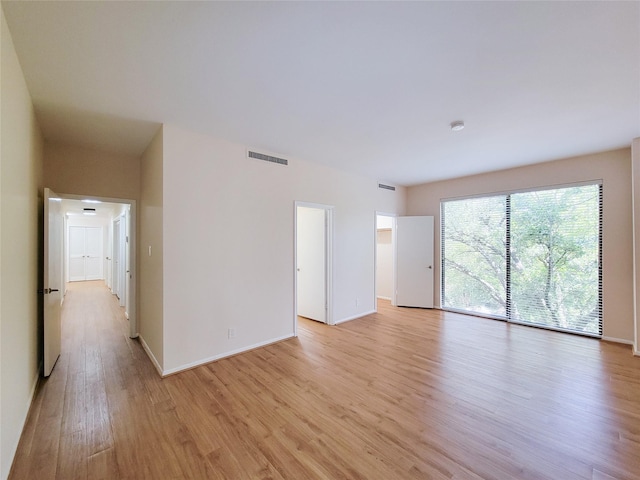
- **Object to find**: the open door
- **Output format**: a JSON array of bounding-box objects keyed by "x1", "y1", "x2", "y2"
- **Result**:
[
  {"x1": 296, "y1": 205, "x2": 328, "y2": 323},
  {"x1": 44, "y1": 188, "x2": 63, "y2": 376},
  {"x1": 395, "y1": 216, "x2": 434, "y2": 308}
]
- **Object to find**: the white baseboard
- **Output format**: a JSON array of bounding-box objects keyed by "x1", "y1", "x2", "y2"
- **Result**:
[
  {"x1": 4, "y1": 363, "x2": 41, "y2": 480},
  {"x1": 601, "y1": 336, "x2": 635, "y2": 345},
  {"x1": 334, "y1": 310, "x2": 376, "y2": 325},
  {"x1": 139, "y1": 336, "x2": 163, "y2": 377},
  {"x1": 376, "y1": 296, "x2": 391, "y2": 301},
  {"x1": 161, "y1": 334, "x2": 295, "y2": 377}
]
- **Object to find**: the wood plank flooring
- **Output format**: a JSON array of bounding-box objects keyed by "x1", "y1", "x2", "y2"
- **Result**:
[{"x1": 9, "y1": 281, "x2": 640, "y2": 479}]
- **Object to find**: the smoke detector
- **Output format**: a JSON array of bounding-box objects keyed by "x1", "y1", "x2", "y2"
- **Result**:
[{"x1": 450, "y1": 120, "x2": 465, "y2": 131}]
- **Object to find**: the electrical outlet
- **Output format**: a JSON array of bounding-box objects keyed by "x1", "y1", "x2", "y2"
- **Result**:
[
  {"x1": 228, "y1": 328, "x2": 236, "y2": 339},
  {"x1": 356, "y1": 298, "x2": 360, "y2": 307}
]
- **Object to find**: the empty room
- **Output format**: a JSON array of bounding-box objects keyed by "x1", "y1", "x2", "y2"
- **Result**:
[{"x1": 1, "y1": 1, "x2": 639, "y2": 479}]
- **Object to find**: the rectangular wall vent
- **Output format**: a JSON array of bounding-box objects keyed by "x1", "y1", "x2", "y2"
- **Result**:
[
  {"x1": 378, "y1": 183, "x2": 396, "y2": 191},
  {"x1": 247, "y1": 150, "x2": 288, "y2": 166}
]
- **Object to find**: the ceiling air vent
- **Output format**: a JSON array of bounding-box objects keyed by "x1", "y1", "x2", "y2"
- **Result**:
[
  {"x1": 378, "y1": 183, "x2": 396, "y2": 191},
  {"x1": 247, "y1": 150, "x2": 288, "y2": 166}
]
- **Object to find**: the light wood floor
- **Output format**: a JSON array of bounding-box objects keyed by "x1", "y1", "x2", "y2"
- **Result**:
[{"x1": 9, "y1": 282, "x2": 640, "y2": 479}]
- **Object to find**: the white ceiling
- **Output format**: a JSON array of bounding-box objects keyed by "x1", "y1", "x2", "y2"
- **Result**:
[{"x1": 3, "y1": 1, "x2": 639, "y2": 186}]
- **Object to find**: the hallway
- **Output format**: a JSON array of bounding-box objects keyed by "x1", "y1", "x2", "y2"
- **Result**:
[{"x1": 10, "y1": 281, "x2": 156, "y2": 479}]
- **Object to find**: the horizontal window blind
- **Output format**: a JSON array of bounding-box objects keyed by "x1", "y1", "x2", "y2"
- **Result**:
[
  {"x1": 441, "y1": 183, "x2": 602, "y2": 337},
  {"x1": 441, "y1": 195, "x2": 507, "y2": 318}
]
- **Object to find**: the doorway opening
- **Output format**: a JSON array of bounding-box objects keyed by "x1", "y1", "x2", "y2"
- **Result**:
[
  {"x1": 294, "y1": 202, "x2": 333, "y2": 334},
  {"x1": 59, "y1": 194, "x2": 137, "y2": 338},
  {"x1": 375, "y1": 213, "x2": 396, "y2": 311}
]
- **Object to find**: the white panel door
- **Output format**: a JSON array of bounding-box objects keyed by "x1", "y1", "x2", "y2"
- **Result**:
[
  {"x1": 84, "y1": 227, "x2": 103, "y2": 280},
  {"x1": 44, "y1": 188, "x2": 63, "y2": 377},
  {"x1": 395, "y1": 216, "x2": 434, "y2": 308},
  {"x1": 68, "y1": 226, "x2": 85, "y2": 281},
  {"x1": 297, "y1": 206, "x2": 327, "y2": 323},
  {"x1": 117, "y1": 216, "x2": 126, "y2": 306},
  {"x1": 112, "y1": 219, "x2": 121, "y2": 298},
  {"x1": 69, "y1": 226, "x2": 103, "y2": 281}
]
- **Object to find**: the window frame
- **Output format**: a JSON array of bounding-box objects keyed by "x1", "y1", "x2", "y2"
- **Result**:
[{"x1": 440, "y1": 180, "x2": 603, "y2": 338}]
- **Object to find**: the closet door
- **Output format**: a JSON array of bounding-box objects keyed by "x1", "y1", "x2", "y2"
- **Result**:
[{"x1": 68, "y1": 226, "x2": 104, "y2": 281}]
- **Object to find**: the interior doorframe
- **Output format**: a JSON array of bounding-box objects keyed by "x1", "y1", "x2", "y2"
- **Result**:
[
  {"x1": 113, "y1": 212, "x2": 127, "y2": 308},
  {"x1": 294, "y1": 201, "x2": 334, "y2": 335},
  {"x1": 112, "y1": 217, "x2": 121, "y2": 300},
  {"x1": 57, "y1": 193, "x2": 138, "y2": 339},
  {"x1": 374, "y1": 211, "x2": 397, "y2": 311}
]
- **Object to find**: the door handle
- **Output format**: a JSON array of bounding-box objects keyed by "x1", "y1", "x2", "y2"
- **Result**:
[{"x1": 427, "y1": 265, "x2": 432, "y2": 269}]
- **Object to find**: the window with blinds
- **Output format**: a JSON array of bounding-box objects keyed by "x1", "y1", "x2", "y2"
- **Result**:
[{"x1": 441, "y1": 183, "x2": 602, "y2": 337}]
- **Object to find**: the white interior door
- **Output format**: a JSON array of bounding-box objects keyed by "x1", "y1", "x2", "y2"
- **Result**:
[
  {"x1": 124, "y1": 208, "x2": 131, "y2": 317},
  {"x1": 84, "y1": 227, "x2": 103, "y2": 280},
  {"x1": 44, "y1": 188, "x2": 63, "y2": 377},
  {"x1": 112, "y1": 219, "x2": 120, "y2": 298},
  {"x1": 68, "y1": 226, "x2": 85, "y2": 281},
  {"x1": 68, "y1": 226, "x2": 103, "y2": 281},
  {"x1": 105, "y1": 223, "x2": 112, "y2": 289},
  {"x1": 296, "y1": 206, "x2": 327, "y2": 323},
  {"x1": 395, "y1": 216, "x2": 434, "y2": 308},
  {"x1": 118, "y1": 216, "x2": 126, "y2": 307}
]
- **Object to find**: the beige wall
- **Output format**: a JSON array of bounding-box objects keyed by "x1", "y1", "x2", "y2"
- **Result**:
[
  {"x1": 139, "y1": 127, "x2": 164, "y2": 370},
  {"x1": 161, "y1": 124, "x2": 406, "y2": 373},
  {"x1": 1, "y1": 9, "x2": 44, "y2": 479},
  {"x1": 407, "y1": 148, "x2": 634, "y2": 343},
  {"x1": 43, "y1": 140, "x2": 142, "y2": 353},
  {"x1": 632, "y1": 138, "x2": 640, "y2": 355},
  {"x1": 44, "y1": 142, "x2": 140, "y2": 201}
]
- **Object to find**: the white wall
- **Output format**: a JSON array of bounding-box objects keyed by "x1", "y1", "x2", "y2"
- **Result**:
[
  {"x1": 139, "y1": 127, "x2": 164, "y2": 371},
  {"x1": 407, "y1": 148, "x2": 634, "y2": 343},
  {"x1": 160, "y1": 124, "x2": 405, "y2": 373},
  {"x1": 0, "y1": 8, "x2": 44, "y2": 479}
]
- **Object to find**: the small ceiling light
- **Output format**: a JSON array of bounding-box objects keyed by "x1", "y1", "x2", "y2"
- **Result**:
[
  {"x1": 450, "y1": 120, "x2": 465, "y2": 132},
  {"x1": 82, "y1": 199, "x2": 101, "y2": 204}
]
